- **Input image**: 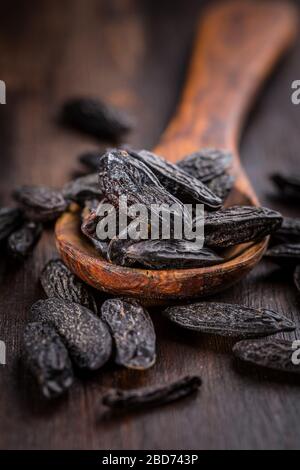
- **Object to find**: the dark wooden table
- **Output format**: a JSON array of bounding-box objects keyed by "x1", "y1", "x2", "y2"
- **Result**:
[{"x1": 0, "y1": 0, "x2": 300, "y2": 450}]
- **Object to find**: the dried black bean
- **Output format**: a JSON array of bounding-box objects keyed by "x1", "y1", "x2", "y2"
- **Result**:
[
  {"x1": 61, "y1": 98, "x2": 133, "y2": 140},
  {"x1": 101, "y1": 298, "x2": 156, "y2": 370},
  {"x1": 233, "y1": 339, "x2": 300, "y2": 375},
  {"x1": 177, "y1": 148, "x2": 232, "y2": 183},
  {"x1": 79, "y1": 150, "x2": 106, "y2": 172},
  {"x1": 81, "y1": 198, "x2": 101, "y2": 221},
  {"x1": 202, "y1": 206, "x2": 282, "y2": 248},
  {"x1": 0, "y1": 207, "x2": 23, "y2": 242},
  {"x1": 8, "y1": 221, "x2": 42, "y2": 258},
  {"x1": 265, "y1": 243, "x2": 300, "y2": 266},
  {"x1": 163, "y1": 303, "x2": 295, "y2": 338},
  {"x1": 128, "y1": 149, "x2": 222, "y2": 208},
  {"x1": 40, "y1": 259, "x2": 98, "y2": 313},
  {"x1": 108, "y1": 238, "x2": 224, "y2": 269},
  {"x1": 98, "y1": 149, "x2": 192, "y2": 227},
  {"x1": 63, "y1": 173, "x2": 102, "y2": 203},
  {"x1": 81, "y1": 218, "x2": 109, "y2": 259},
  {"x1": 272, "y1": 217, "x2": 300, "y2": 244},
  {"x1": 31, "y1": 298, "x2": 112, "y2": 370},
  {"x1": 106, "y1": 236, "x2": 137, "y2": 266},
  {"x1": 207, "y1": 174, "x2": 235, "y2": 203},
  {"x1": 102, "y1": 375, "x2": 202, "y2": 413},
  {"x1": 13, "y1": 185, "x2": 68, "y2": 222},
  {"x1": 294, "y1": 266, "x2": 300, "y2": 292},
  {"x1": 81, "y1": 200, "x2": 116, "y2": 259},
  {"x1": 271, "y1": 173, "x2": 300, "y2": 200},
  {"x1": 23, "y1": 322, "x2": 74, "y2": 399}
]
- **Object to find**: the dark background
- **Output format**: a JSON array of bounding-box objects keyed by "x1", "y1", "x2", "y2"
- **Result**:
[{"x1": 0, "y1": 0, "x2": 300, "y2": 450}]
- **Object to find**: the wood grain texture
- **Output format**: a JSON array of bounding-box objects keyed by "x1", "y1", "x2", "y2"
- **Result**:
[
  {"x1": 0, "y1": 0, "x2": 300, "y2": 450},
  {"x1": 156, "y1": 0, "x2": 298, "y2": 158},
  {"x1": 56, "y1": 0, "x2": 296, "y2": 303}
]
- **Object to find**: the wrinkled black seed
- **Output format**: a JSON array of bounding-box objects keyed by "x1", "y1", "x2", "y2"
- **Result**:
[
  {"x1": 79, "y1": 150, "x2": 107, "y2": 171},
  {"x1": 13, "y1": 185, "x2": 68, "y2": 222},
  {"x1": 163, "y1": 302, "x2": 295, "y2": 338},
  {"x1": 98, "y1": 149, "x2": 192, "y2": 227},
  {"x1": 294, "y1": 266, "x2": 300, "y2": 292},
  {"x1": 201, "y1": 206, "x2": 282, "y2": 248},
  {"x1": 233, "y1": 339, "x2": 300, "y2": 375},
  {"x1": 102, "y1": 375, "x2": 202, "y2": 413},
  {"x1": 40, "y1": 259, "x2": 98, "y2": 313},
  {"x1": 207, "y1": 173, "x2": 235, "y2": 203},
  {"x1": 81, "y1": 198, "x2": 102, "y2": 222},
  {"x1": 63, "y1": 173, "x2": 102, "y2": 203},
  {"x1": 8, "y1": 221, "x2": 42, "y2": 258},
  {"x1": 108, "y1": 238, "x2": 223, "y2": 269},
  {"x1": 106, "y1": 235, "x2": 136, "y2": 266},
  {"x1": 23, "y1": 322, "x2": 74, "y2": 399},
  {"x1": 81, "y1": 199, "x2": 115, "y2": 259},
  {"x1": 31, "y1": 298, "x2": 112, "y2": 370},
  {"x1": 128, "y1": 148, "x2": 222, "y2": 208},
  {"x1": 177, "y1": 148, "x2": 232, "y2": 183},
  {"x1": 272, "y1": 217, "x2": 300, "y2": 244},
  {"x1": 0, "y1": 207, "x2": 23, "y2": 242},
  {"x1": 61, "y1": 98, "x2": 133, "y2": 140},
  {"x1": 101, "y1": 298, "x2": 156, "y2": 370},
  {"x1": 265, "y1": 243, "x2": 300, "y2": 266},
  {"x1": 271, "y1": 173, "x2": 300, "y2": 200}
]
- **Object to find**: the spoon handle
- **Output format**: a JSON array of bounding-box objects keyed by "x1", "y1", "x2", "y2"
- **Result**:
[{"x1": 155, "y1": 0, "x2": 297, "y2": 162}]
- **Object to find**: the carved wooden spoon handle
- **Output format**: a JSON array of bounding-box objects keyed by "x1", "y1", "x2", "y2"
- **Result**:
[{"x1": 155, "y1": 0, "x2": 297, "y2": 163}]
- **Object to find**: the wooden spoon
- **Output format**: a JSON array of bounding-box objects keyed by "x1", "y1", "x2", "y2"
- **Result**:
[{"x1": 55, "y1": 0, "x2": 297, "y2": 304}]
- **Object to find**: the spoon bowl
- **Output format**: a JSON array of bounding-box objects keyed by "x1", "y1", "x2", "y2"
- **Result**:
[{"x1": 56, "y1": 0, "x2": 297, "y2": 305}]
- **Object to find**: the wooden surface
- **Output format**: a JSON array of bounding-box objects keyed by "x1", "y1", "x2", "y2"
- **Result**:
[
  {"x1": 156, "y1": 0, "x2": 297, "y2": 158},
  {"x1": 0, "y1": 0, "x2": 300, "y2": 450}
]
